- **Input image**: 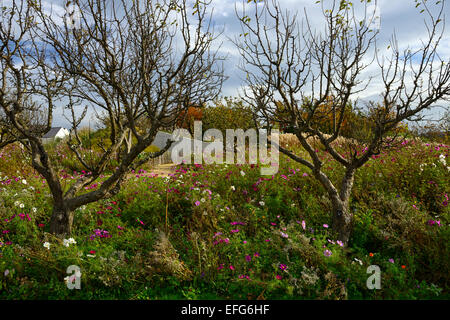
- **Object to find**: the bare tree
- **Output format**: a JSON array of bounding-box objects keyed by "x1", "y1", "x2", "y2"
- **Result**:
[
  {"x1": 234, "y1": 0, "x2": 450, "y2": 244},
  {"x1": 0, "y1": 0, "x2": 225, "y2": 236}
]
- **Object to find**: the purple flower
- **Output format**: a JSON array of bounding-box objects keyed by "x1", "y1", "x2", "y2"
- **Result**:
[
  {"x1": 323, "y1": 249, "x2": 332, "y2": 257},
  {"x1": 245, "y1": 255, "x2": 252, "y2": 262}
]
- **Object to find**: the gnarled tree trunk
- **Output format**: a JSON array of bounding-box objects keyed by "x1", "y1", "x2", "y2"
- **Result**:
[
  {"x1": 49, "y1": 203, "x2": 74, "y2": 237},
  {"x1": 331, "y1": 197, "x2": 352, "y2": 244},
  {"x1": 331, "y1": 168, "x2": 355, "y2": 244}
]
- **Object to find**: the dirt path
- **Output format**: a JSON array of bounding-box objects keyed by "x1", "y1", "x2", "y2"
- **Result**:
[{"x1": 126, "y1": 163, "x2": 177, "y2": 179}]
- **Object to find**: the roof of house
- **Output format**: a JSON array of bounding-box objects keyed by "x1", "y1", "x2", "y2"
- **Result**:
[{"x1": 43, "y1": 127, "x2": 66, "y2": 139}]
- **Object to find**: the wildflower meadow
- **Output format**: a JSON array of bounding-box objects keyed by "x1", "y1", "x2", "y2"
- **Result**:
[{"x1": 0, "y1": 135, "x2": 448, "y2": 300}]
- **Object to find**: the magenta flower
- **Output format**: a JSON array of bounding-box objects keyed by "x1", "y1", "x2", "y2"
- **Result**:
[
  {"x1": 276, "y1": 275, "x2": 282, "y2": 280},
  {"x1": 245, "y1": 255, "x2": 252, "y2": 262},
  {"x1": 195, "y1": 201, "x2": 200, "y2": 206},
  {"x1": 229, "y1": 265, "x2": 235, "y2": 271},
  {"x1": 323, "y1": 224, "x2": 329, "y2": 228},
  {"x1": 388, "y1": 258, "x2": 395, "y2": 263},
  {"x1": 279, "y1": 264, "x2": 287, "y2": 271}
]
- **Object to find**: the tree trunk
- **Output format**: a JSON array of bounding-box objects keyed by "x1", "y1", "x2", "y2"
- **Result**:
[
  {"x1": 332, "y1": 167, "x2": 355, "y2": 244},
  {"x1": 331, "y1": 197, "x2": 352, "y2": 244},
  {"x1": 49, "y1": 203, "x2": 74, "y2": 237}
]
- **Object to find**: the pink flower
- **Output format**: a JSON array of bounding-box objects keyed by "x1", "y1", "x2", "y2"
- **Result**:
[
  {"x1": 323, "y1": 224, "x2": 329, "y2": 228},
  {"x1": 301, "y1": 220, "x2": 306, "y2": 230},
  {"x1": 323, "y1": 249, "x2": 332, "y2": 257},
  {"x1": 276, "y1": 275, "x2": 282, "y2": 280},
  {"x1": 195, "y1": 201, "x2": 200, "y2": 206},
  {"x1": 229, "y1": 265, "x2": 235, "y2": 271}
]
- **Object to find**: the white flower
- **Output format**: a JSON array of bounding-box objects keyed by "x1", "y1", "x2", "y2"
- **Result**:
[
  {"x1": 43, "y1": 242, "x2": 51, "y2": 250},
  {"x1": 201, "y1": 198, "x2": 206, "y2": 203},
  {"x1": 353, "y1": 258, "x2": 363, "y2": 266},
  {"x1": 22, "y1": 179, "x2": 27, "y2": 185},
  {"x1": 240, "y1": 170, "x2": 246, "y2": 176},
  {"x1": 32, "y1": 207, "x2": 37, "y2": 213},
  {"x1": 63, "y1": 238, "x2": 77, "y2": 247},
  {"x1": 86, "y1": 254, "x2": 96, "y2": 258},
  {"x1": 19, "y1": 203, "x2": 25, "y2": 209},
  {"x1": 14, "y1": 201, "x2": 20, "y2": 207},
  {"x1": 231, "y1": 186, "x2": 235, "y2": 191},
  {"x1": 259, "y1": 201, "x2": 265, "y2": 206}
]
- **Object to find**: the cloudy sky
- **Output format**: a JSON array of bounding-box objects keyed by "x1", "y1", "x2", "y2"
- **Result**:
[{"x1": 5, "y1": 0, "x2": 449, "y2": 127}]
